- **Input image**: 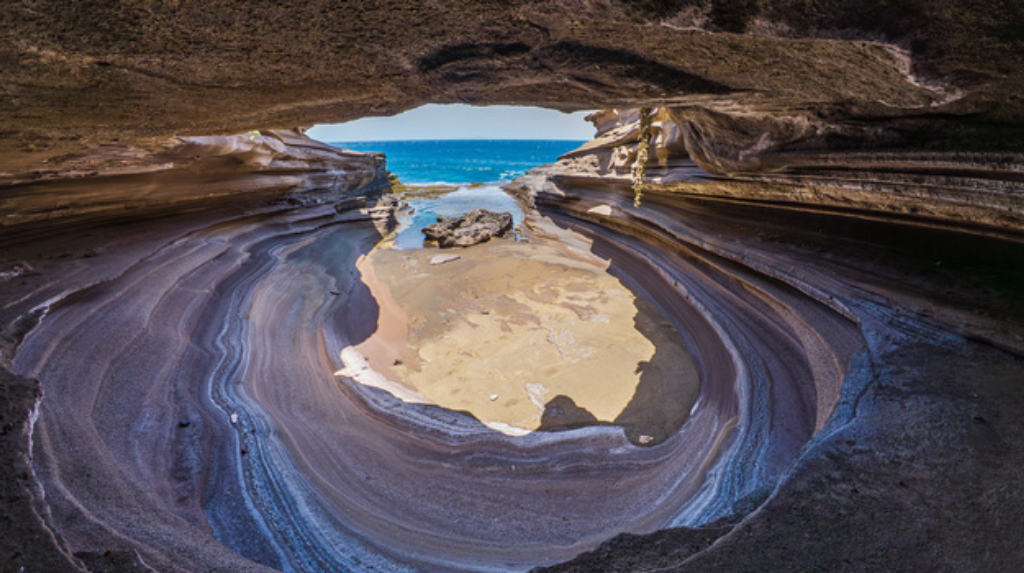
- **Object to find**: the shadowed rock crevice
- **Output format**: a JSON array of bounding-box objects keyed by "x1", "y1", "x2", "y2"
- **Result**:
[
  {"x1": 612, "y1": 293, "x2": 702, "y2": 447},
  {"x1": 539, "y1": 395, "x2": 599, "y2": 431},
  {"x1": 419, "y1": 43, "x2": 534, "y2": 73},
  {"x1": 0, "y1": 370, "x2": 84, "y2": 573},
  {"x1": 536, "y1": 42, "x2": 735, "y2": 95}
]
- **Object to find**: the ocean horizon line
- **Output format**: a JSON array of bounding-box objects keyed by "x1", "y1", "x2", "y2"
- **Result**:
[{"x1": 329, "y1": 139, "x2": 584, "y2": 184}]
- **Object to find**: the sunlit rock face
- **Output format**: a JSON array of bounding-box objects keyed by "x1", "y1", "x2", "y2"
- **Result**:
[
  {"x1": 0, "y1": 129, "x2": 387, "y2": 226},
  {"x1": 539, "y1": 106, "x2": 1024, "y2": 239},
  {"x1": 2, "y1": 1, "x2": 1024, "y2": 572}
]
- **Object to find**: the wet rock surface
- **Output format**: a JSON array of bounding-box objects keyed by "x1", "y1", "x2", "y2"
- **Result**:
[{"x1": 422, "y1": 208, "x2": 514, "y2": 247}]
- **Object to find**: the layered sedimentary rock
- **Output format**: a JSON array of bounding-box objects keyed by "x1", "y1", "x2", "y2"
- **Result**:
[
  {"x1": 0, "y1": 131, "x2": 390, "y2": 572},
  {"x1": 0, "y1": 129, "x2": 386, "y2": 226},
  {"x1": 509, "y1": 109, "x2": 1024, "y2": 571},
  {"x1": 0, "y1": 149, "x2": 868, "y2": 571},
  {"x1": 527, "y1": 106, "x2": 1024, "y2": 239},
  {"x1": 3, "y1": 0, "x2": 1024, "y2": 572},
  {"x1": 3, "y1": 114, "x2": 1021, "y2": 572}
]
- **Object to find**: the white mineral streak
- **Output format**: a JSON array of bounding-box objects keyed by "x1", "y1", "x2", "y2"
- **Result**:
[
  {"x1": 484, "y1": 421, "x2": 532, "y2": 437},
  {"x1": 336, "y1": 347, "x2": 431, "y2": 404}
]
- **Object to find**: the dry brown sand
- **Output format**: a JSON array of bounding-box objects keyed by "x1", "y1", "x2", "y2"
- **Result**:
[{"x1": 350, "y1": 229, "x2": 700, "y2": 439}]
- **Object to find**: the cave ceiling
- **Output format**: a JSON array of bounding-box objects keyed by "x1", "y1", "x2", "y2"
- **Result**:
[{"x1": 3, "y1": 0, "x2": 1024, "y2": 170}]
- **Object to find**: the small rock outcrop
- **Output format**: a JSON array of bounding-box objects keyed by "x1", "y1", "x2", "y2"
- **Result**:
[
  {"x1": 422, "y1": 209, "x2": 513, "y2": 248},
  {"x1": 363, "y1": 195, "x2": 408, "y2": 235}
]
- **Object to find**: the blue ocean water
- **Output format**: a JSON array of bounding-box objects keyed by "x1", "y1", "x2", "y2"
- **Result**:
[
  {"x1": 331, "y1": 139, "x2": 585, "y2": 184},
  {"x1": 328, "y1": 139, "x2": 584, "y2": 248}
]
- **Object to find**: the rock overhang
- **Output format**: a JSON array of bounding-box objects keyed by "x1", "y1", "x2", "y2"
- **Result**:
[{"x1": 3, "y1": 0, "x2": 1024, "y2": 172}]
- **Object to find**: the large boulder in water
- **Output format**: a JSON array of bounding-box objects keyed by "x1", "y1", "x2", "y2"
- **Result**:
[{"x1": 422, "y1": 209, "x2": 513, "y2": 248}]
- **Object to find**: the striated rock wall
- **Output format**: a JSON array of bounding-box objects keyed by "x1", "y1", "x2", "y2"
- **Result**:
[
  {"x1": 510, "y1": 148, "x2": 1024, "y2": 572},
  {"x1": 508, "y1": 100, "x2": 1024, "y2": 571},
  {"x1": 0, "y1": 129, "x2": 392, "y2": 573},
  {"x1": 541, "y1": 107, "x2": 1024, "y2": 240},
  {"x1": 0, "y1": 129, "x2": 388, "y2": 227}
]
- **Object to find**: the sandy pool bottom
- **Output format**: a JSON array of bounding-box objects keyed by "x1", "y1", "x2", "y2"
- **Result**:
[{"x1": 348, "y1": 236, "x2": 700, "y2": 444}]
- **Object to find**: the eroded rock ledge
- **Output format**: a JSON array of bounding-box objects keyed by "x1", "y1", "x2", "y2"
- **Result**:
[
  {"x1": 0, "y1": 129, "x2": 387, "y2": 227},
  {"x1": 509, "y1": 110, "x2": 1024, "y2": 572},
  {"x1": 521, "y1": 107, "x2": 1024, "y2": 240}
]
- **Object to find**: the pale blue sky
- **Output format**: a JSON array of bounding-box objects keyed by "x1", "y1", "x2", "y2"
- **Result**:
[{"x1": 307, "y1": 104, "x2": 595, "y2": 142}]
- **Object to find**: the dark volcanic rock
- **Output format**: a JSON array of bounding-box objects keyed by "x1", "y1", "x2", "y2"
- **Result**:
[
  {"x1": 75, "y1": 549, "x2": 156, "y2": 573},
  {"x1": 422, "y1": 209, "x2": 514, "y2": 248},
  {"x1": 534, "y1": 522, "x2": 735, "y2": 573},
  {"x1": 0, "y1": 369, "x2": 83, "y2": 573}
]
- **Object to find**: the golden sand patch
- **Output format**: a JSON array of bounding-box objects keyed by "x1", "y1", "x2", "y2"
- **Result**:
[{"x1": 348, "y1": 236, "x2": 699, "y2": 438}]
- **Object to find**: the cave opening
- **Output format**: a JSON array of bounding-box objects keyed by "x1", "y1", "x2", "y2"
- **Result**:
[{"x1": 300, "y1": 104, "x2": 705, "y2": 445}]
